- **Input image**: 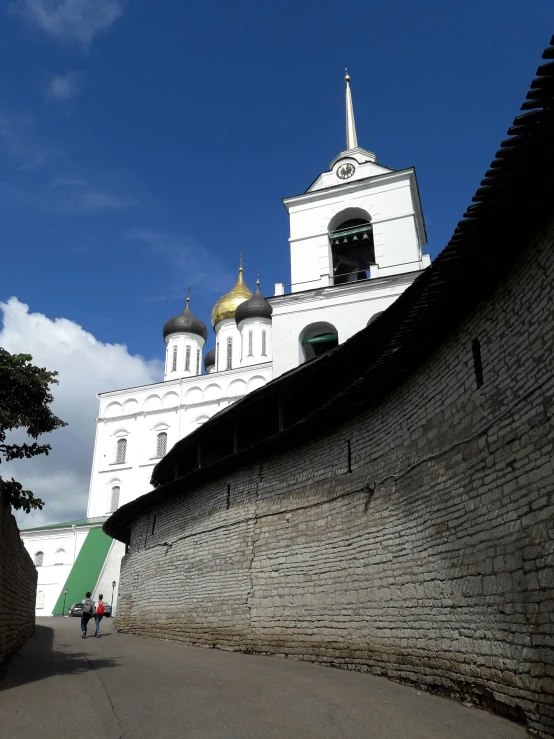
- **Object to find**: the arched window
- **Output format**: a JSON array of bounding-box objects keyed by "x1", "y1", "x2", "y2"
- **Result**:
[
  {"x1": 110, "y1": 486, "x2": 120, "y2": 512},
  {"x1": 55, "y1": 548, "x2": 66, "y2": 565},
  {"x1": 196, "y1": 349, "x2": 200, "y2": 375},
  {"x1": 156, "y1": 432, "x2": 167, "y2": 458},
  {"x1": 185, "y1": 345, "x2": 191, "y2": 372},
  {"x1": 116, "y1": 438, "x2": 127, "y2": 464},
  {"x1": 261, "y1": 330, "x2": 267, "y2": 356},
  {"x1": 328, "y1": 210, "x2": 375, "y2": 285},
  {"x1": 299, "y1": 322, "x2": 339, "y2": 363},
  {"x1": 226, "y1": 337, "x2": 233, "y2": 370},
  {"x1": 34, "y1": 551, "x2": 44, "y2": 567},
  {"x1": 248, "y1": 331, "x2": 253, "y2": 356},
  {"x1": 367, "y1": 311, "x2": 384, "y2": 327},
  {"x1": 172, "y1": 346, "x2": 177, "y2": 372},
  {"x1": 36, "y1": 591, "x2": 45, "y2": 609}
]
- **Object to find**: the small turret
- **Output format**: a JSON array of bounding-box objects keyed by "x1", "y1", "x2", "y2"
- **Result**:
[{"x1": 163, "y1": 291, "x2": 207, "y2": 381}]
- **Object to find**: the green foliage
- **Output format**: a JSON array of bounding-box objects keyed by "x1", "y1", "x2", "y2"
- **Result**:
[{"x1": 0, "y1": 348, "x2": 67, "y2": 512}]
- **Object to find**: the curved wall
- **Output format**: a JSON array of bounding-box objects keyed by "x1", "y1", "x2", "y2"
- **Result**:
[{"x1": 116, "y1": 220, "x2": 554, "y2": 737}]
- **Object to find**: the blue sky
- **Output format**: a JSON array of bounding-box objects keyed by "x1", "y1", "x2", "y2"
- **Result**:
[
  {"x1": 0, "y1": 0, "x2": 551, "y2": 524},
  {"x1": 0, "y1": 0, "x2": 552, "y2": 362}
]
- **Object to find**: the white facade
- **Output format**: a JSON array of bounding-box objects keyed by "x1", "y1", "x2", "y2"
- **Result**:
[
  {"x1": 237, "y1": 316, "x2": 272, "y2": 367},
  {"x1": 21, "y1": 73, "x2": 430, "y2": 615},
  {"x1": 22, "y1": 524, "x2": 93, "y2": 616},
  {"x1": 164, "y1": 331, "x2": 205, "y2": 381},
  {"x1": 86, "y1": 363, "x2": 273, "y2": 519}
]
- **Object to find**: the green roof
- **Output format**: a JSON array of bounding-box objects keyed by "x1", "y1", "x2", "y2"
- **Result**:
[
  {"x1": 21, "y1": 516, "x2": 108, "y2": 532},
  {"x1": 52, "y1": 527, "x2": 113, "y2": 615}
]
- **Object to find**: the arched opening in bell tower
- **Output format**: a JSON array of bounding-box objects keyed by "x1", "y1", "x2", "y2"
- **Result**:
[
  {"x1": 299, "y1": 321, "x2": 339, "y2": 363},
  {"x1": 328, "y1": 208, "x2": 375, "y2": 285}
]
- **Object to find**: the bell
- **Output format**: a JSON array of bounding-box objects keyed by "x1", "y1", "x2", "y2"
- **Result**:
[
  {"x1": 342, "y1": 237, "x2": 348, "y2": 244},
  {"x1": 352, "y1": 234, "x2": 359, "y2": 241},
  {"x1": 362, "y1": 232, "x2": 370, "y2": 240}
]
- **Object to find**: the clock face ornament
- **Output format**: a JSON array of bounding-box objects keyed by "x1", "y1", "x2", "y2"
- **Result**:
[{"x1": 337, "y1": 162, "x2": 355, "y2": 180}]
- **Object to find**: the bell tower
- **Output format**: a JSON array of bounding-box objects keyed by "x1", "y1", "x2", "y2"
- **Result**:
[
  {"x1": 270, "y1": 71, "x2": 430, "y2": 378},
  {"x1": 276, "y1": 71, "x2": 429, "y2": 296}
]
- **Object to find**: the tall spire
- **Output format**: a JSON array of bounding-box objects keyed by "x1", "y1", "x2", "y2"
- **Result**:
[{"x1": 344, "y1": 69, "x2": 358, "y2": 150}]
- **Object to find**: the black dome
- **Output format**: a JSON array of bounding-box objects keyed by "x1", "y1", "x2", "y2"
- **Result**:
[
  {"x1": 204, "y1": 348, "x2": 215, "y2": 371},
  {"x1": 163, "y1": 300, "x2": 208, "y2": 342},
  {"x1": 235, "y1": 285, "x2": 272, "y2": 325}
]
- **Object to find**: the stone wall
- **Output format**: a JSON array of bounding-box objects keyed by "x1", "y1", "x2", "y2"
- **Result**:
[
  {"x1": 116, "y1": 218, "x2": 554, "y2": 737},
  {"x1": 0, "y1": 481, "x2": 37, "y2": 664}
]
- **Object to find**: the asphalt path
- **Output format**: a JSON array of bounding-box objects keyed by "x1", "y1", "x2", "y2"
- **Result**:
[{"x1": 0, "y1": 617, "x2": 527, "y2": 739}]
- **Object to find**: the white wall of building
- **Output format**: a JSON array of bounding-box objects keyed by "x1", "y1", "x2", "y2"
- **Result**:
[
  {"x1": 283, "y1": 167, "x2": 427, "y2": 293},
  {"x1": 269, "y1": 271, "x2": 420, "y2": 378},
  {"x1": 22, "y1": 526, "x2": 89, "y2": 616},
  {"x1": 86, "y1": 362, "x2": 273, "y2": 518},
  {"x1": 238, "y1": 316, "x2": 272, "y2": 367},
  {"x1": 94, "y1": 539, "x2": 125, "y2": 615},
  {"x1": 163, "y1": 331, "x2": 205, "y2": 381},
  {"x1": 214, "y1": 319, "x2": 242, "y2": 373}
]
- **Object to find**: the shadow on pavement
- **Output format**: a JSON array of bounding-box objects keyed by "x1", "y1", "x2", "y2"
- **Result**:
[{"x1": 0, "y1": 625, "x2": 119, "y2": 692}]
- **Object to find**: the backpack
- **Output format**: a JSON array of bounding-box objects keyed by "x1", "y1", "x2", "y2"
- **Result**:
[
  {"x1": 82, "y1": 598, "x2": 93, "y2": 615},
  {"x1": 96, "y1": 602, "x2": 105, "y2": 615}
]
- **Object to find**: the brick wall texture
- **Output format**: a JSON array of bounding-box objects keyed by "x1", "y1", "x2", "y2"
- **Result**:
[
  {"x1": 117, "y1": 218, "x2": 554, "y2": 737},
  {"x1": 0, "y1": 481, "x2": 37, "y2": 664}
]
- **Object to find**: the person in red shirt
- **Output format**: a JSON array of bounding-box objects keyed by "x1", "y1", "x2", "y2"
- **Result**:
[{"x1": 94, "y1": 594, "x2": 105, "y2": 638}]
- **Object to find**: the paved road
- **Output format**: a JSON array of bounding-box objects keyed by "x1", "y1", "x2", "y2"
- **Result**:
[{"x1": 0, "y1": 617, "x2": 526, "y2": 739}]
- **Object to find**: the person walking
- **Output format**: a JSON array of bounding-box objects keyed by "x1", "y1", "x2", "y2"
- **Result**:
[
  {"x1": 94, "y1": 594, "x2": 105, "y2": 638},
  {"x1": 81, "y1": 591, "x2": 94, "y2": 638}
]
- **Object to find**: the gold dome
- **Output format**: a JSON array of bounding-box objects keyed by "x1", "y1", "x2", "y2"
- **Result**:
[{"x1": 211, "y1": 266, "x2": 252, "y2": 328}]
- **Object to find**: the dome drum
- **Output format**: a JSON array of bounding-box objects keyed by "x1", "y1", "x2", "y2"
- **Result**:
[{"x1": 204, "y1": 348, "x2": 216, "y2": 372}]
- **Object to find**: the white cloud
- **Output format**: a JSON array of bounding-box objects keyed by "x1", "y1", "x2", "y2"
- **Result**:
[
  {"x1": 15, "y1": 0, "x2": 125, "y2": 45},
  {"x1": 0, "y1": 298, "x2": 162, "y2": 527},
  {"x1": 45, "y1": 71, "x2": 81, "y2": 100}
]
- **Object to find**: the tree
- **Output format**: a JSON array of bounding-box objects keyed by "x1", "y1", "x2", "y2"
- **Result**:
[{"x1": 0, "y1": 348, "x2": 67, "y2": 513}]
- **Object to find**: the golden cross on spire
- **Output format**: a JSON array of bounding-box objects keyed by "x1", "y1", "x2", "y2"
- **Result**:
[
  {"x1": 256, "y1": 269, "x2": 260, "y2": 285},
  {"x1": 187, "y1": 286, "x2": 191, "y2": 303},
  {"x1": 239, "y1": 252, "x2": 243, "y2": 271}
]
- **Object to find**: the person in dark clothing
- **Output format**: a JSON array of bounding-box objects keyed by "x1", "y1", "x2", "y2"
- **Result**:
[{"x1": 81, "y1": 591, "x2": 94, "y2": 638}]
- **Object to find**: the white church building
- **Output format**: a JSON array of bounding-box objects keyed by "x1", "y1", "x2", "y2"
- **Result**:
[{"x1": 21, "y1": 73, "x2": 430, "y2": 617}]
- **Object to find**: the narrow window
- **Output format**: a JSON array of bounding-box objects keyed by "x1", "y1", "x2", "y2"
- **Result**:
[
  {"x1": 261, "y1": 330, "x2": 267, "y2": 356},
  {"x1": 226, "y1": 483, "x2": 231, "y2": 510},
  {"x1": 226, "y1": 337, "x2": 233, "y2": 370},
  {"x1": 196, "y1": 349, "x2": 200, "y2": 375},
  {"x1": 36, "y1": 591, "x2": 45, "y2": 609},
  {"x1": 55, "y1": 548, "x2": 66, "y2": 565},
  {"x1": 216, "y1": 341, "x2": 219, "y2": 369},
  {"x1": 472, "y1": 338, "x2": 483, "y2": 388},
  {"x1": 116, "y1": 438, "x2": 127, "y2": 464},
  {"x1": 34, "y1": 551, "x2": 44, "y2": 567},
  {"x1": 185, "y1": 345, "x2": 191, "y2": 372},
  {"x1": 111, "y1": 486, "x2": 120, "y2": 512},
  {"x1": 151, "y1": 514, "x2": 157, "y2": 535},
  {"x1": 248, "y1": 331, "x2": 253, "y2": 356},
  {"x1": 172, "y1": 345, "x2": 177, "y2": 372},
  {"x1": 347, "y1": 440, "x2": 352, "y2": 473},
  {"x1": 156, "y1": 431, "x2": 167, "y2": 458}
]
